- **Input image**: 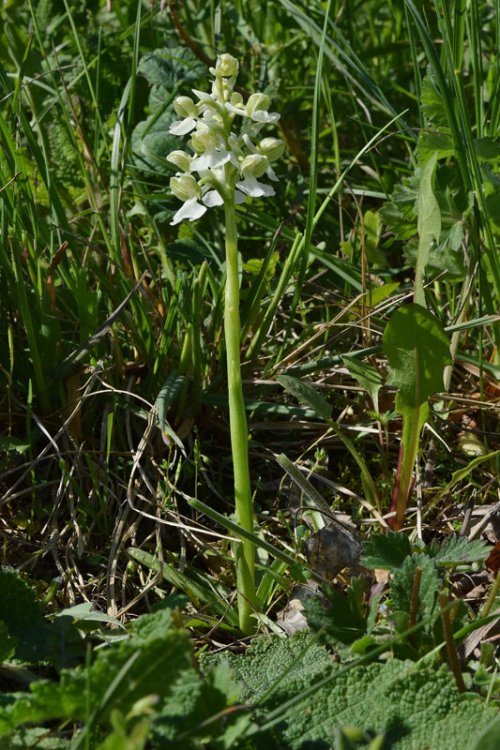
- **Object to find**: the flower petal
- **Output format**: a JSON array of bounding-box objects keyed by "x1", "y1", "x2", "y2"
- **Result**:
[
  {"x1": 241, "y1": 133, "x2": 257, "y2": 153},
  {"x1": 190, "y1": 149, "x2": 231, "y2": 172},
  {"x1": 266, "y1": 165, "x2": 278, "y2": 181},
  {"x1": 192, "y1": 89, "x2": 213, "y2": 102},
  {"x1": 225, "y1": 102, "x2": 246, "y2": 116},
  {"x1": 169, "y1": 118, "x2": 197, "y2": 136},
  {"x1": 202, "y1": 190, "x2": 224, "y2": 207},
  {"x1": 170, "y1": 197, "x2": 207, "y2": 226},
  {"x1": 236, "y1": 177, "x2": 275, "y2": 198},
  {"x1": 234, "y1": 190, "x2": 246, "y2": 204}
]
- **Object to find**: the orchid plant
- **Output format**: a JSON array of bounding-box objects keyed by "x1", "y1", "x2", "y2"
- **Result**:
[{"x1": 167, "y1": 53, "x2": 284, "y2": 633}]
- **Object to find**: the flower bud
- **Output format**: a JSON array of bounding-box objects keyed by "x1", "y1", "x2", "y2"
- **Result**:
[
  {"x1": 170, "y1": 174, "x2": 200, "y2": 202},
  {"x1": 166, "y1": 150, "x2": 192, "y2": 172},
  {"x1": 246, "y1": 93, "x2": 270, "y2": 116},
  {"x1": 240, "y1": 154, "x2": 269, "y2": 179},
  {"x1": 173, "y1": 96, "x2": 198, "y2": 118},
  {"x1": 216, "y1": 53, "x2": 239, "y2": 78},
  {"x1": 258, "y1": 137, "x2": 285, "y2": 162}
]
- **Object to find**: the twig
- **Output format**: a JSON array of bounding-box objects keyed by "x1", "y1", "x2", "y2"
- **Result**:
[
  {"x1": 409, "y1": 566, "x2": 422, "y2": 649},
  {"x1": 439, "y1": 591, "x2": 466, "y2": 693}
]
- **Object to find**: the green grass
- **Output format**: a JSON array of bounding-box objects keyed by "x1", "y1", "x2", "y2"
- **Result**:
[{"x1": 0, "y1": 0, "x2": 499, "y2": 744}]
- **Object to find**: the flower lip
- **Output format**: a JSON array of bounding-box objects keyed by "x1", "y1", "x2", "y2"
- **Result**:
[
  {"x1": 170, "y1": 196, "x2": 207, "y2": 226},
  {"x1": 169, "y1": 118, "x2": 197, "y2": 136},
  {"x1": 190, "y1": 149, "x2": 232, "y2": 173},
  {"x1": 202, "y1": 189, "x2": 224, "y2": 207},
  {"x1": 250, "y1": 109, "x2": 280, "y2": 124},
  {"x1": 236, "y1": 177, "x2": 275, "y2": 198}
]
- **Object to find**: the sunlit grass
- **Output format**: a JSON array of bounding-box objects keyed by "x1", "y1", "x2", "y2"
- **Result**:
[{"x1": 0, "y1": 0, "x2": 498, "y2": 629}]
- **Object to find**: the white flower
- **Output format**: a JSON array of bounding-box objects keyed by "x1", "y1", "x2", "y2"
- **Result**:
[
  {"x1": 258, "y1": 137, "x2": 285, "y2": 162},
  {"x1": 166, "y1": 150, "x2": 192, "y2": 172},
  {"x1": 213, "y1": 53, "x2": 239, "y2": 78},
  {"x1": 170, "y1": 174, "x2": 200, "y2": 202},
  {"x1": 189, "y1": 123, "x2": 219, "y2": 153},
  {"x1": 167, "y1": 53, "x2": 284, "y2": 225},
  {"x1": 173, "y1": 96, "x2": 198, "y2": 118},
  {"x1": 240, "y1": 154, "x2": 269, "y2": 179}
]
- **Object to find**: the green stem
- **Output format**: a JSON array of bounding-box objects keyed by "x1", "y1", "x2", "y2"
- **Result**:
[{"x1": 224, "y1": 197, "x2": 256, "y2": 634}]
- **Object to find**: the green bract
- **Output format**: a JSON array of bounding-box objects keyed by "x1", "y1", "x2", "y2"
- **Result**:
[{"x1": 167, "y1": 53, "x2": 284, "y2": 226}]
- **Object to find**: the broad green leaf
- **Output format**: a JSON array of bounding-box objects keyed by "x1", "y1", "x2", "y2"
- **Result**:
[
  {"x1": 365, "y1": 282, "x2": 400, "y2": 307},
  {"x1": 417, "y1": 130, "x2": 454, "y2": 164},
  {"x1": 361, "y1": 532, "x2": 411, "y2": 570},
  {"x1": 415, "y1": 152, "x2": 441, "y2": 306},
  {"x1": 304, "y1": 577, "x2": 370, "y2": 645},
  {"x1": 363, "y1": 210, "x2": 386, "y2": 266},
  {"x1": 137, "y1": 46, "x2": 204, "y2": 89},
  {"x1": 277, "y1": 374, "x2": 332, "y2": 421},
  {"x1": 0, "y1": 569, "x2": 49, "y2": 662},
  {"x1": 383, "y1": 305, "x2": 450, "y2": 528},
  {"x1": 380, "y1": 177, "x2": 418, "y2": 241},
  {"x1": 473, "y1": 138, "x2": 500, "y2": 163},
  {"x1": 420, "y1": 75, "x2": 449, "y2": 127},
  {"x1": 0, "y1": 436, "x2": 31, "y2": 454},
  {"x1": 0, "y1": 621, "x2": 16, "y2": 661},
  {"x1": 131, "y1": 109, "x2": 179, "y2": 176},
  {"x1": 382, "y1": 304, "x2": 451, "y2": 411}
]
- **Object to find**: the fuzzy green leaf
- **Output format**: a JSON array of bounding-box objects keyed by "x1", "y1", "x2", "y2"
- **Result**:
[
  {"x1": 467, "y1": 714, "x2": 500, "y2": 750},
  {"x1": 427, "y1": 536, "x2": 490, "y2": 566},
  {"x1": 0, "y1": 608, "x2": 193, "y2": 735},
  {"x1": 137, "y1": 47, "x2": 205, "y2": 89},
  {"x1": 361, "y1": 532, "x2": 411, "y2": 570},
  {"x1": 206, "y1": 633, "x2": 499, "y2": 749}
]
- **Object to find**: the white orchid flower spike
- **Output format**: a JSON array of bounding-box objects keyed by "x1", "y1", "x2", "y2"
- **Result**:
[{"x1": 167, "y1": 53, "x2": 284, "y2": 226}]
